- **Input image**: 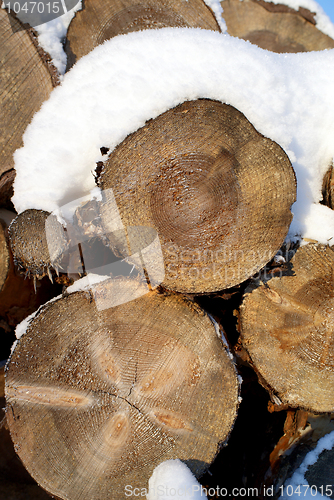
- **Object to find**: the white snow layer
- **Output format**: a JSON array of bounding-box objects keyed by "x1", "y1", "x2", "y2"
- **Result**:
[
  {"x1": 34, "y1": 3, "x2": 82, "y2": 76},
  {"x1": 146, "y1": 460, "x2": 207, "y2": 500},
  {"x1": 280, "y1": 430, "x2": 334, "y2": 499},
  {"x1": 11, "y1": 2, "x2": 82, "y2": 75},
  {"x1": 203, "y1": 0, "x2": 227, "y2": 32},
  {"x1": 12, "y1": 28, "x2": 334, "y2": 244}
]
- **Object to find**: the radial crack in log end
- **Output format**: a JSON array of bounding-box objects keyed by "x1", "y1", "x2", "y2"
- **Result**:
[
  {"x1": 65, "y1": 0, "x2": 220, "y2": 70},
  {"x1": 5, "y1": 278, "x2": 239, "y2": 499},
  {"x1": 240, "y1": 244, "x2": 334, "y2": 413},
  {"x1": 221, "y1": 0, "x2": 334, "y2": 52},
  {"x1": 99, "y1": 99, "x2": 296, "y2": 293},
  {"x1": 8, "y1": 209, "x2": 68, "y2": 280}
]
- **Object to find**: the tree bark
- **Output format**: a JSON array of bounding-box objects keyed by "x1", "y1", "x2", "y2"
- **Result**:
[
  {"x1": 220, "y1": 0, "x2": 334, "y2": 52},
  {"x1": 65, "y1": 0, "x2": 220, "y2": 70},
  {"x1": 99, "y1": 99, "x2": 296, "y2": 293}
]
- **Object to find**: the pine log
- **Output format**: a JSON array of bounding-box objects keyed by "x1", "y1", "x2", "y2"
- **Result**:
[
  {"x1": 220, "y1": 0, "x2": 334, "y2": 52},
  {"x1": 8, "y1": 209, "x2": 68, "y2": 281},
  {"x1": 98, "y1": 99, "x2": 296, "y2": 294},
  {"x1": 0, "y1": 215, "x2": 62, "y2": 327},
  {"x1": 240, "y1": 243, "x2": 334, "y2": 413},
  {"x1": 0, "y1": 10, "x2": 57, "y2": 209},
  {"x1": 65, "y1": 0, "x2": 220, "y2": 70},
  {"x1": 5, "y1": 278, "x2": 239, "y2": 500},
  {"x1": 0, "y1": 360, "x2": 51, "y2": 500}
]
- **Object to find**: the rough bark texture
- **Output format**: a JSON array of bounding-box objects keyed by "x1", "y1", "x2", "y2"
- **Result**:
[
  {"x1": 220, "y1": 0, "x2": 334, "y2": 52},
  {"x1": 5, "y1": 278, "x2": 239, "y2": 500},
  {"x1": 65, "y1": 0, "x2": 220, "y2": 70},
  {"x1": 99, "y1": 99, "x2": 296, "y2": 294},
  {"x1": 0, "y1": 11, "x2": 56, "y2": 208},
  {"x1": 240, "y1": 243, "x2": 334, "y2": 413}
]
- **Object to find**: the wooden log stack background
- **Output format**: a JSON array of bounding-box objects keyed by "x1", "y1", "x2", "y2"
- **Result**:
[{"x1": 1, "y1": 1, "x2": 334, "y2": 499}]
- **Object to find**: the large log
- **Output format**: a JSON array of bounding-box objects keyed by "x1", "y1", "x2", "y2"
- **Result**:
[
  {"x1": 65, "y1": 0, "x2": 220, "y2": 70},
  {"x1": 0, "y1": 10, "x2": 57, "y2": 209},
  {"x1": 220, "y1": 0, "x2": 334, "y2": 52},
  {"x1": 5, "y1": 278, "x2": 239, "y2": 500},
  {"x1": 240, "y1": 243, "x2": 334, "y2": 413},
  {"x1": 98, "y1": 99, "x2": 296, "y2": 293}
]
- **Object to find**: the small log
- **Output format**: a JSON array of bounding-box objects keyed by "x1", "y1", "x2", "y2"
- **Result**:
[
  {"x1": 240, "y1": 243, "x2": 334, "y2": 413},
  {"x1": 99, "y1": 99, "x2": 296, "y2": 293},
  {"x1": 5, "y1": 278, "x2": 239, "y2": 500},
  {"x1": 0, "y1": 11, "x2": 58, "y2": 208},
  {"x1": 8, "y1": 209, "x2": 68, "y2": 282},
  {"x1": 65, "y1": 0, "x2": 220, "y2": 70},
  {"x1": 220, "y1": 0, "x2": 334, "y2": 52},
  {"x1": 0, "y1": 214, "x2": 62, "y2": 327}
]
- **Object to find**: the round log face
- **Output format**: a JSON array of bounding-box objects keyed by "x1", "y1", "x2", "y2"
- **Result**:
[
  {"x1": 9, "y1": 209, "x2": 68, "y2": 279},
  {"x1": 65, "y1": 0, "x2": 220, "y2": 70},
  {"x1": 221, "y1": 0, "x2": 334, "y2": 53},
  {"x1": 240, "y1": 244, "x2": 334, "y2": 413},
  {"x1": 5, "y1": 279, "x2": 239, "y2": 500},
  {"x1": 99, "y1": 99, "x2": 296, "y2": 293},
  {"x1": 0, "y1": 11, "x2": 53, "y2": 188}
]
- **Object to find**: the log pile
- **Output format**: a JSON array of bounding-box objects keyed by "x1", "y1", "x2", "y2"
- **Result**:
[{"x1": 1, "y1": 1, "x2": 334, "y2": 500}]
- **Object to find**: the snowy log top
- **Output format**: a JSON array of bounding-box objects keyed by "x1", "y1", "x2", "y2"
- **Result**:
[{"x1": 12, "y1": 27, "x2": 334, "y2": 244}]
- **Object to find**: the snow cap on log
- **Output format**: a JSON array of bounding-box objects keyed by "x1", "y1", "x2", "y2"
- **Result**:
[
  {"x1": 65, "y1": 0, "x2": 220, "y2": 70},
  {"x1": 240, "y1": 243, "x2": 334, "y2": 413},
  {"x1": 220, "y1": 0, "x2": 334, "y2": 52},
  {"x1": 0, "y1": 10, "x2": 56, "y2": 207},
  {"x1": 99, "y1": 99, "x2": 296, "y2": 293},
  {"x1": 5, "y1": 278, "x2": 239, "y2": 500}
]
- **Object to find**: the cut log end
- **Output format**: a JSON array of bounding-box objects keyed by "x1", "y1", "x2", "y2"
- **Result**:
[
  {"x1": 0, "y1": 10, "x2": 54, "y2": 187},
  {"x1": 8, "y1": 209, "x2": 68, "y2": 280},
  {"x1": 240, "y1": 244, "x2": 334, "y2": 413},
  {"x1": 99, "y1": 99, "x2": 296, "y2": 293},
  {"x1": 221, "y1": 0, "x2": 334, "y2": 53},
  {"x1": 65, "y1": 0, "x2": 220, "y2": 70},
  {"x1": 5, "y1": 278, "x2": 239, "y2": 499}
]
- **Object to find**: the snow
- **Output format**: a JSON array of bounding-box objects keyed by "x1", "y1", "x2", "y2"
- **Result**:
[
  {"x1": 12, "y1": 27, "x2": 334, "y2": 245},
  {"x1": 66, "y1": 273, "x2": 109, "y2": 294},
  {"x1": 34, "y1": 4, "x2": 82, "y2": 76},
  {"x1": 279, "y1": 430, "x2": 334, "y2": 499},
  {"x1": 146, "y1": 460, "x2": 207, "y2": 500},
  {"x1": 203, "y1": 0, "x2": 227, "y2": 32},
  {"x1": 9, "y1": 2, "x2": 82, "y2": 76}
]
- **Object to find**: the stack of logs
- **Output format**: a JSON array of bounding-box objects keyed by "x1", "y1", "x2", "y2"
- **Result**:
[{"x1": 1, "y1": 1, "x2": 334, "y2": 499}]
